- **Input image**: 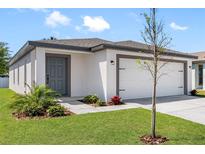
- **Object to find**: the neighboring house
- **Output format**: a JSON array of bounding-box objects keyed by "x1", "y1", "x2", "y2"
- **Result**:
[
  {"x1": 9, "y1": 38, "x2": 197, "y2": 101},
  {"x1": 0, "y1": 75, "x2": 9, "y2": 88},
  {"x1": 192, "y1": 51, "x2": 205, "y2": 89}
]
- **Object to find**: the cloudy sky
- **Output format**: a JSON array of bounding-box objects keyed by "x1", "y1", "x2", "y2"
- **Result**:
[{"x1": 0, "y1": 8, "x2": 204, "y2": 55}]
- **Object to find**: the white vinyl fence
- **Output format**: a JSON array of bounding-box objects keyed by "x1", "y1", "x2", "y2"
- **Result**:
[{"x1": 0, "y1": 76, "x2": 9, "y2": 88}]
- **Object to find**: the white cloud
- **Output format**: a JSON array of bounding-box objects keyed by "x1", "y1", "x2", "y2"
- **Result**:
[
  {"x1": 170, "y1": 22, "x2": 188, "y2": 31},
  {"x1": 83, "y1": 16, "x2": 110, "y2": 32},
  {"x1": 45, "y1": 11, "x2": 70, "y2": 28}
]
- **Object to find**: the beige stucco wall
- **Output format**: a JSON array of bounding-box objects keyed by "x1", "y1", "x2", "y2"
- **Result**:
[
  {"x1": 83, "y1": 50, "x2": 107, "y2": 100},
  {"x1": 9, "y1": 50, "x2": 33, "y2": 94},
  {"x1": 33, "y1": 47, "x2": 88, "y2": 97},
  {"x1": 33, "y1": 47, "x2": 107, "y2": 100}
]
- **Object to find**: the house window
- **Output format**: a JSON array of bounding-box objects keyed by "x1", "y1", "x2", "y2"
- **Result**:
[
  {"x1": 198, "y1": 65, "x2": 203, "y2": 86},
  {"x1": 17, "y1": 65, "x2": 19, "y2": 85},
  {"x1": 24, "y1": 60, "x2": 27, "y2": 87}
]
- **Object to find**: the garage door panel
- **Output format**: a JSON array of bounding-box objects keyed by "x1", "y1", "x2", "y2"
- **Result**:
[
  {"x1": 156, "y1": 85, "x2": 183, "y2": 97},
  {"x1": 120, "y1": 58, "x2": 141, "y2": 68},
  {"x1": 120, "y1": 84, "x2": 152, "y2": 98},
  {"x1": 120, "y1": 80, "x2": 152, "y2": 90},
  {"x1": 119, "y1": 58, "x2": 184, "y2": 100},
  {"x1": 120, "y1": 69, "x2": 152, "y2": 82}
]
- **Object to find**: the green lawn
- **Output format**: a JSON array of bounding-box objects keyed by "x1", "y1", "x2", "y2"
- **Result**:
[
  {"x1": 196, "y1": 90, "x2": 205, "y2": 97},
  {"x1": 0, "y1": 88, "x2": 205, "y2": 144}
]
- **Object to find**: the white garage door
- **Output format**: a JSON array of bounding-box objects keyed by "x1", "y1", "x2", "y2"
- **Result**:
[{"x1": 119, "y1": 58, "x2": 185, "y2": 100}]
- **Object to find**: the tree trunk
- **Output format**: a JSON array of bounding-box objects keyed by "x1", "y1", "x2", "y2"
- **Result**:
[{"x1": 151, "y1": 55, "x2": 157, "y2": 138}]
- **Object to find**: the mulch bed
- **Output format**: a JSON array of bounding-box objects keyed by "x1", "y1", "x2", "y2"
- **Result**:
[
  {"x1": 12, "y1": 110, "x2": 74, "y2": 120},
  {"x1": 79, "y1": 100, "x2": 125, "y2": 107},
  {"x1": 140, "y1": 135, "x2": 169, "y2": 145},
  {"x1": 107, "y1": 101, "x2": 125, "y2": 106}
]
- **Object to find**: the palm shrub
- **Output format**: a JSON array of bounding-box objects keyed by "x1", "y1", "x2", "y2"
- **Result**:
[
  {"x1": 11, "y1": 84, "x2": 60, "y2": 117},
  {"x1": 47, "y1": 105, "x2": 66, "y2": 117},
  {"x1": 27, "y1": 84, "x2": 60, "y2": 109}
]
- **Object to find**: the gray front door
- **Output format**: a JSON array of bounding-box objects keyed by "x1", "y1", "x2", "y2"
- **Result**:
[{"x1": 46, "y1": 56, "x2": 67, "y2": 95}]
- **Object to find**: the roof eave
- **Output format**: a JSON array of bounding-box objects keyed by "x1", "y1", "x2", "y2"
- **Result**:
[
  {"x1": 193, "y1": 60, "x2": 205, "y2": 64},
  {"x1": 9, "y1": 41, "x2": 93, "y2": 66},
  {"x1": 9, "y1": 42, "x2": 35, "y2": 66},
  {"x1": 91, "y1": 44, "x2": 198, "y2": 59},
  {"x1": 28, "y1": 41, "x2": 91, "y2": 52}
]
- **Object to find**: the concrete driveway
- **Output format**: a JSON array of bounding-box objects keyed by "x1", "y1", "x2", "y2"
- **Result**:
[{"x1": 125, "y1": 95, "x2": 205, "y2": 125}]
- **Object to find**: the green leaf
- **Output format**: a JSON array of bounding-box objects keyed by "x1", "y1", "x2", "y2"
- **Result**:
[{"x1": 136, "y1": 59, "x2": 141, "y2": 65}]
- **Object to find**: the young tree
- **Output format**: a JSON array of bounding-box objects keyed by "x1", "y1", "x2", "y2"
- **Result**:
[
  {"x1": 0, "y1": 42, "x2": 10, "y2": 75},
  {"x1": 141, "y1": 8, "x2": 172, "y2": 138}
]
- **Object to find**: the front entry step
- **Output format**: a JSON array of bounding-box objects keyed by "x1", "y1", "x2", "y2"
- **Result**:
[{"x1": 58, "y1": 96, "x2": 84, "y2": 103}]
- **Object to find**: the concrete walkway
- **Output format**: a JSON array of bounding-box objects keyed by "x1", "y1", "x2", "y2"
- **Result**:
[
  {"x1": 126, "y1": 95, "x2": 205, "y2": 125},
  {"x1": 59, "y1": 97, "x2": 140, "y2": 114}
]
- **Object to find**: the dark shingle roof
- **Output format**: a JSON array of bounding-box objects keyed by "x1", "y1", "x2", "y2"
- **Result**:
[
  {"x1": 114, "y1": 40, "x2": 149, "y2": 50},
  {"x1": 33, "y1": 39, "x2": 150, "y2": 50},
  {"x1": 9, "y1": 38, "x2": 197, "y2": 65},
  {"x1": 114, "y1": 40, "x2": 184, "y2": 54},
  {"x1": 35, "y1": 38, "x2": 194, "y2": 55},
  {"x1": 192, "y1": 51, "x2": 205, "y2": 59},
  {"x1": 35, "y1": 38, "x2": 113, "y2": 48}
]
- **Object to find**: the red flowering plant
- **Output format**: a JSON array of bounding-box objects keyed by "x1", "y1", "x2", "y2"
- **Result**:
[{"x1": 111, "y1": 96, "x2": 123, "y2": 105}]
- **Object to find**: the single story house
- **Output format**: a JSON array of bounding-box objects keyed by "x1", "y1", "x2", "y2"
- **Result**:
[
  {"x1": 9, "y1": 38, "x2": 197, "y2": 101},
  {"x1": 192, "y1": 51, "x2": 205, "y2": 89}
]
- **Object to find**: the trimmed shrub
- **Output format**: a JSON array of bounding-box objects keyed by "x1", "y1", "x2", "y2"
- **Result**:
[
  {"x1": 47, "y1": 105, "x2": 65, "y2": 117},
  {"x1": 96, "y1": 99, "x2": 106, "y2": 106},
  {"x1": 41, "y1": 98, "x2": 58, "y2": 110},
  {"x1": 190, "y1": 89, "x2": 197, "y2": 96},
  {"x1": 23, "y1": 104, "x2": 45, "y2": 117},
  {"x1": 83, "y1": 95, "x2": 106, "y2": 106},
  {"x1": 83, "y1": 95, "x2": 99, "y2": 104}
]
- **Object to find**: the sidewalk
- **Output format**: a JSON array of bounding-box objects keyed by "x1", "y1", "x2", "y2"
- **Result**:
[{"x1": 59, "y1": 97, "x2": 140, "y2": 114}]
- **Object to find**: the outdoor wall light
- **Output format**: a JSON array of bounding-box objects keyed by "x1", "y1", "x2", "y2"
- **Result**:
[{"x1": 110, "y1": 60, "x2": 115, "y2": 65}]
